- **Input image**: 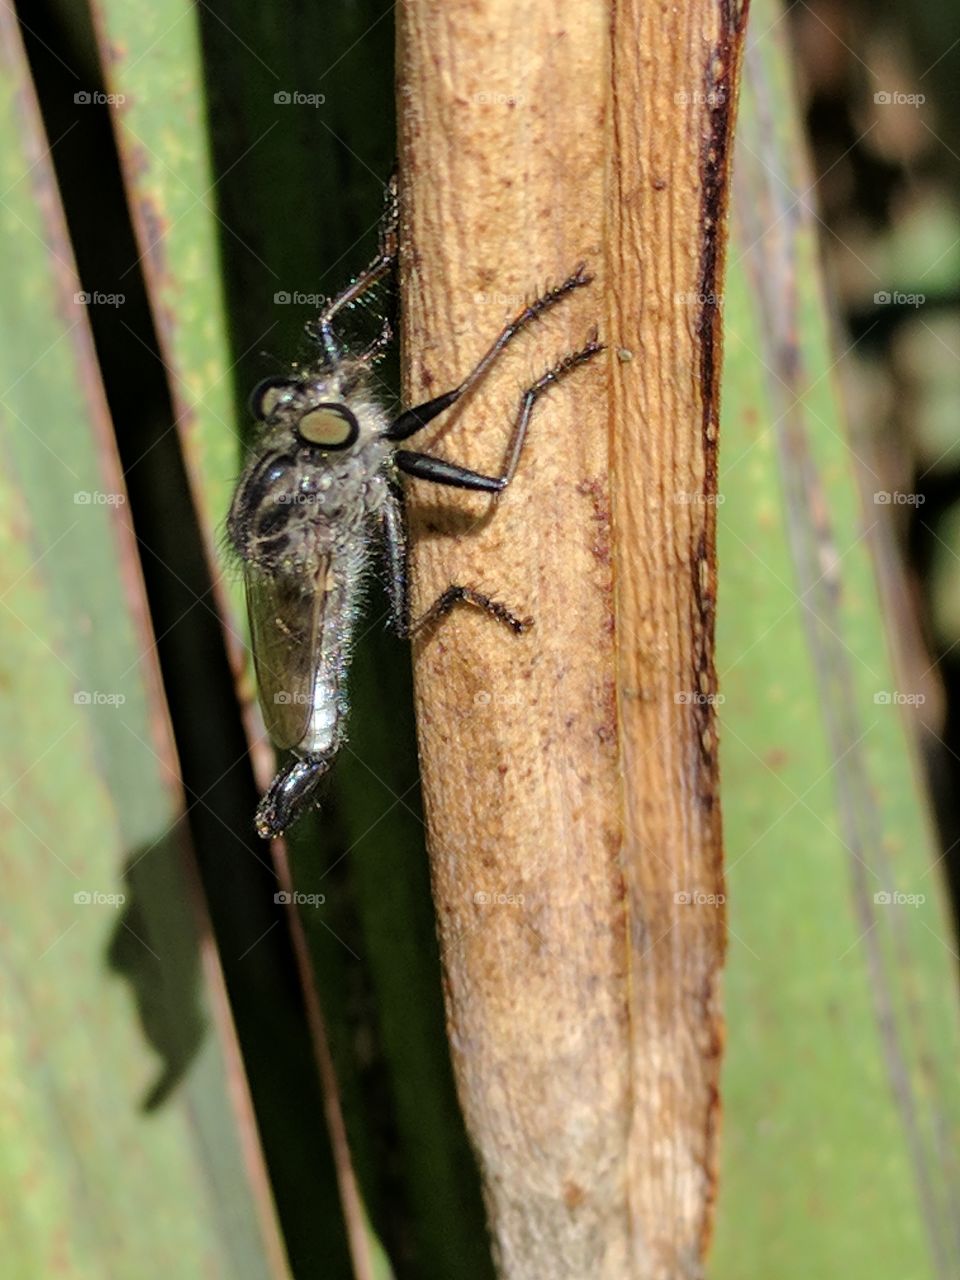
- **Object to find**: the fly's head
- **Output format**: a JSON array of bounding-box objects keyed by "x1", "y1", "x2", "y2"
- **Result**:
[
  {"x1": 247, "y1": 355, "x2": 381, "y2": 452},
  {"x1": 227, "y1": 357, "x2": 388, "y2": 574}
]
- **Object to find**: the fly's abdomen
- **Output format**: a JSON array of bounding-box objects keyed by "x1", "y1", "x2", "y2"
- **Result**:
[
  {"x1": 298, "y1": 670, "x2": 344, "y2": 756},
  {"x1": 244, "y1": 535, "x2": 367, "y2": 760},
  {"x1": 293, "y1": 549, "x2": 366, "y2": 757}
]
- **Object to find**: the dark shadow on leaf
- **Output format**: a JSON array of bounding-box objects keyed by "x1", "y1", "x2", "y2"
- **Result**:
[{"x1": 107, "y1": 828, "x2": 206, "y2": 1112}]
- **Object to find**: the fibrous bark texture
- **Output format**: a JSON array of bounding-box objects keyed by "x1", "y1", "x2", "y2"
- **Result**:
[{"x1": 397, "y1": 3, "x2": 748, "y2": 1275}]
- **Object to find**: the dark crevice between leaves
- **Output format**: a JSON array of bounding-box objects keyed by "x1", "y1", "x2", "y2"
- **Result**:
[{"x1": 194, "y1": 0, "x2": 495, "y2": 1273}]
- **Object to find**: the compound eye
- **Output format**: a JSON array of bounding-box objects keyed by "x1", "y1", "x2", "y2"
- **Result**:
[
  {"x1": 296, "y1": 403, "x2": 360, "y2": 450},
  {"x1": 250, "y1": 377, "x2": 296, "y2": 420}
]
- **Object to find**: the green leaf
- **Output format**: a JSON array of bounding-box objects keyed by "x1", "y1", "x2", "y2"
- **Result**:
[
  {"x1": 0, "y1": 10, "x2": 285, "y2": 1277},
  {"x1": 713, "y1": 6, "x2": 960, "y2": 1276}
]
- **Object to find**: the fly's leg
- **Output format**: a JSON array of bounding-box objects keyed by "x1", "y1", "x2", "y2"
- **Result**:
[
  {"x1": 307, "y1": 168, "x2": 399, "y2": 362},
  {"x1": 394, "y1": 335, "x2": 604, "y2": 493},
  {"x1": 380, "y1": 487, "x2": 409, "y2": 636},
  {"x1": 255, "y1": 756, "x2": 332, "y2": 840},
  {"x1": 379, "y1": 488, "x2": 530, "y2": 637},
  {"x1": 411, "y1": 586, "x2": 532, "y2": 636},
  {"x1": 383, "y1": 268, "x2": 603, "y2": 641},
  {"x1": 384, "y1": 263, "x2": 597, "y2": 442}
]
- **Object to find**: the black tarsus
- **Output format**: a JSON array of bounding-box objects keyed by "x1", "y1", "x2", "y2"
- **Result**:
[
  {"x1": 384, "y1": 261, "x2": 594, "y2": 441},
  {"x1": 412, "y1": 586, "x2": 533, "y2": 636},
  {"x1": 393, "y1": 331, "x2": 605, "y2": 492},
  {"x1": 380, "y1": 486, "x2": 531, "y2": 639}
]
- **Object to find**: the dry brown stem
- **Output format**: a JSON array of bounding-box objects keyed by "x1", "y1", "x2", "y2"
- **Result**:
[{"x1": 397, "y1": 3, "x2": 747, "y2": 1274}]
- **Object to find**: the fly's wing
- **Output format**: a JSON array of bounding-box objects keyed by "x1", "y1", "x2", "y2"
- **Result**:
[{"x1": 244, "y1": 562, "x2": 329, "y2": 752}]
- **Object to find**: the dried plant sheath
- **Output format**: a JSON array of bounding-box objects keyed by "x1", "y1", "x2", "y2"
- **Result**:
[{"x1": 398, "y1": 2, "x2": 748, "y2": 1275}]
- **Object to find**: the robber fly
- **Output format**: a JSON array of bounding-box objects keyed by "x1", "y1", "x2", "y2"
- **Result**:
[{"x1": 227, "y1": 174, "x2": 603, "y2": 839}]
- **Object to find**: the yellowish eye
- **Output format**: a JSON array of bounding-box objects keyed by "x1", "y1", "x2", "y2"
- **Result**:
[
  {"x1": 250, "y1": 377, "x2": 295, "y2": 420},
  {"x1": 259, "y1": 385, "x2": 288, "y2": 417},
  {"x1": 297, "y1": 403, "x2": 359, "y2": 450}
]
